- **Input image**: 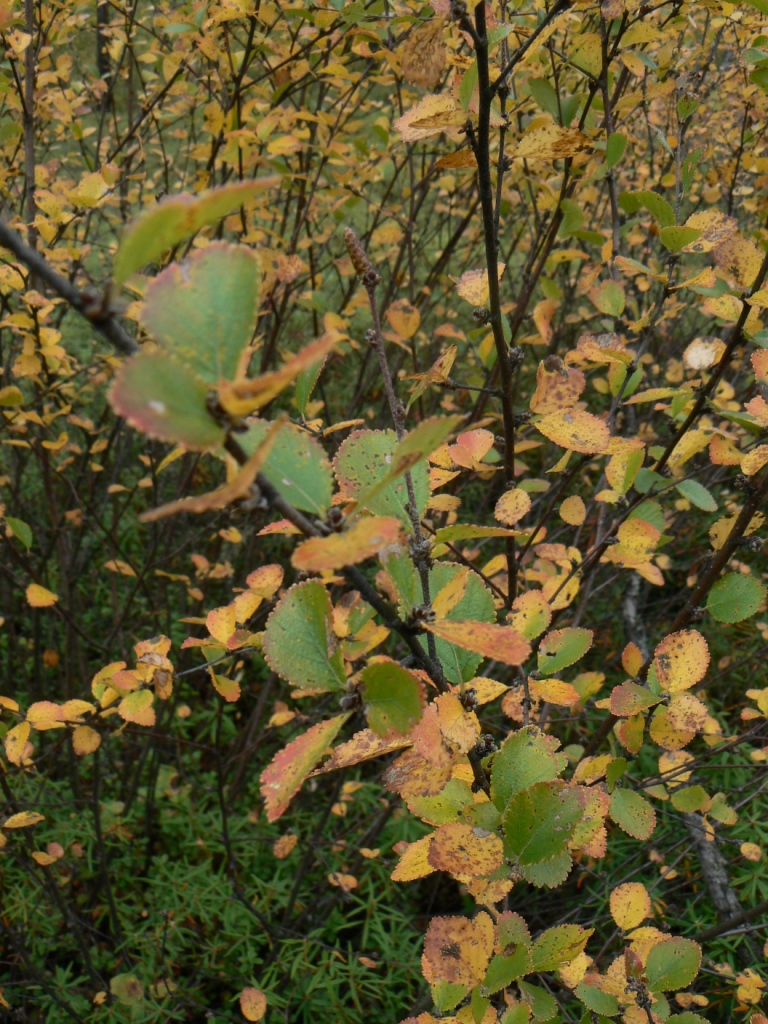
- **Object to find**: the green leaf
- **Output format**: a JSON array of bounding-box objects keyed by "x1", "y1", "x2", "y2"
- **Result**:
[
  {"x1": 413, "y1": 778, "x2": 474, "y2": 826},
  {"x1": 660, "y1": 226, "x2": 702, "y2": 252},
  {"x1": 484, "y1": 946, "x2": 533, "y2": 994},
  {"x1": 606, "y1": 132, "x2": 627, "y2": 169},
  {"x1": 459, "y1": 60, "x2": 478, "y2": 110},
  {"x1": 606, "y1": 757, "x2": 627, "y2": 791},
  {"x1": 537, "y1": 627, "x2": 593, "y2": 676},
  {"x1": 502, "y1": 782, "x2": 582, "y2": 866},
  {"x1": 113, "y1": 179, "x2": 277, "y2": 286},
  {"x1": 522, "y1": 851, "x2": 573, "y2": 889},
  {"x1": 531, "y1": 925, "x2": 592, "y2": 972},
  {"x1": 241, "y1": 419, "x2": 332, "y2": 516},
  {"x1": 575, "y1": 983, "x2": 619, "y2": 1016},
  {"x1": 668, "y1": 1015, "x2": 709, "y2": 1024},
  {"x1": 501, "y1": 1005, "x2": 534, "y2": 1024},
  {"x1": 706, "y1": 572, "x2": 766, "y2": 623},
  {"x1": 491, "y1": 726, "x2": 567, "y2": 811},
  {"x1": 109, "y1": 352, "x2": 226, "y2": 449},
  {"x1": 423, "y1": 562, "x2": 496, "y2": 683},
  {"x1": 558, "y1": 198, "x2": 586, "y2": 237},
  {"x1": 529, "y1": 78, "x2": 560, "y2": 121},
  {"x1": 260, "y1": 713, "x2": 350, "y2": 822},
  {"x1": 519, "y1": 980, "x2": 559, "y2": 1021},
  {"x1": 359, "y1": 658, "x2": 425, "y2": 737},
  {"x1": 6, "y1": 517, "x2": 32, "y2": 550},
  {"x1": 677, "y1": 96, "x2": 698, "y2": 122},
  {"x1": 750, "y1": 66, "x2": 768, "y2": 93},
  {"x1": 675, "y1": 479, "x2": 717, "y2": 511},
  {"x1": 334, "y1": 428, "x2": 430, "y2": 531},
  {"x1": 110, "y1": 974, "x2": 145, "y2": 1007},
  {"x1": 645, "y1": 937, "x2": 701, "y2": 993},
  {"x1": 619, "y1": 190, "x2": 675, "y2": 228},
  {"x1": 471, "y1": 987, "x2": 491, "y2": 1024},
  {"x1": 590, "y1": 280, "x2": 625, "y2": 317},
  {"x1": 609, "y1": 788, "x2": 656, "y2": 840},
  {"x1": 262, "y1": 580, "x2": 346, "y2": 691},
  {"x1": 670, "y1": 785, "x2": 709, "y2": 813},
  {"x1": 140, "y1": 243, "x2": 260, "y2": 385},
  {"x1": 431, "y1": 982, "x2": 467, "y2": 1013},
  {"x1": 295, "y1": 356, "x2": 327, "y2": 416}
]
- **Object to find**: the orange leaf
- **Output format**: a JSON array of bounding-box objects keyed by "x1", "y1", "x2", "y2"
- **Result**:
[
  {"x1": 260, "y1": 714, "x2": 350, "y2": 822},
  {"x1": 291, "y1": 516, "x2": 401, "y2": 572},
  {"x1": 424, "y1": 619, "x2": 531, "y2": 666}
]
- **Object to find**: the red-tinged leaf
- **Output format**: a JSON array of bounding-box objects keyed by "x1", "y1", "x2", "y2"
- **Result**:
[
  {"x1": 72, "y1": 725, "x2": 101, "y2": 756},
  {"x1": 110, "y1": 353, "x2": 226, "y2": 450},
  {"x1": 609, "y1": 681, "x2": 662, "y2": 717},
  {"x1": 292, "y1": 515, "x2": 401, "y2": 572},
  {"x1": 423, "y1": 619, "x2": 531, "y2": 666},
  {"x1": 118, "y1": 689, "x2": 156, "y2": 727},
  {"x1": 260, "y1": 714, "x2": 350, "y2": 822}
]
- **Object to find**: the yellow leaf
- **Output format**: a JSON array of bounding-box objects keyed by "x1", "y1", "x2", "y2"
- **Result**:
[
  {"x1": 535, "y1": 408, "x2": 610, "y2": 454},
  {"x1": 394, "y1": 93, "x2": 466, "y2": 142},
  {"x1": 104, "y1": 559, "x2": 136, "y2": 577},
  {"x1": 72, "y1": 725, "x2": 101, "y2": 756},
  {"x1": 453, "y1": 264, "x2": 506, "y2": 305},
  {"x1": 741, "y1": 842, "x2": 762, "y2": 862},
  {"x1": 239, "y1": 987, "x2": 267, "y2": 1022},
  {"x1": 5, "y1": 721, "x2": 30, "y2": 765},
  {"x1": 610, "y1": 882, "x2": 651, "y2": 930},
  {"x1": 560, "y1": 495, "x2": 586, "y2": 525},
  {"x1": 118, "y1": 689, "x2": 156, "y2": 726},
  {"x1": 512, "y1": 125, "x2": 591, "y2": 161},
  {"x1": 3, "y1": 810, "x2": 44, "y2": 828},
  {"x1": 272, "y1": 834, "x2": 298, "y2": 859},
  {"x1": 26, "y1": 583, "x2": 58, "y2": 608},
  {"x1": 386, "y1": 299, "x2": 421, "y2": 339},
  {"x1": 391, "y1": 834, "x2": 436, "y2": 881},
  {"x1": 424, "y1": 619, "x2": 531, "y2": 666},
  {"x1": 654, "y1": 630, "x2": 709, "y2": 693},
  {"x1": 494, "y1": 488, "x2": 531, "y2": 527}
]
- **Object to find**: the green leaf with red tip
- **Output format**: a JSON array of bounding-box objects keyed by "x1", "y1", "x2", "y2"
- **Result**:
[
  {"x1": 113, "y1": 179, "x2": 278, "y2": 286},
  {"x1": 140, "y1": 243, "x2": 260, "y2": 385},
  {"x1": 109, "y1": 352, "x2": 225, "y2": 449}
]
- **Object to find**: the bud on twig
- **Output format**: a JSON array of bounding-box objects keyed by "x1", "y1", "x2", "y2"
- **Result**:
[{"x1": 343, "y1": 227, "x2": 381, "y2": 287}]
